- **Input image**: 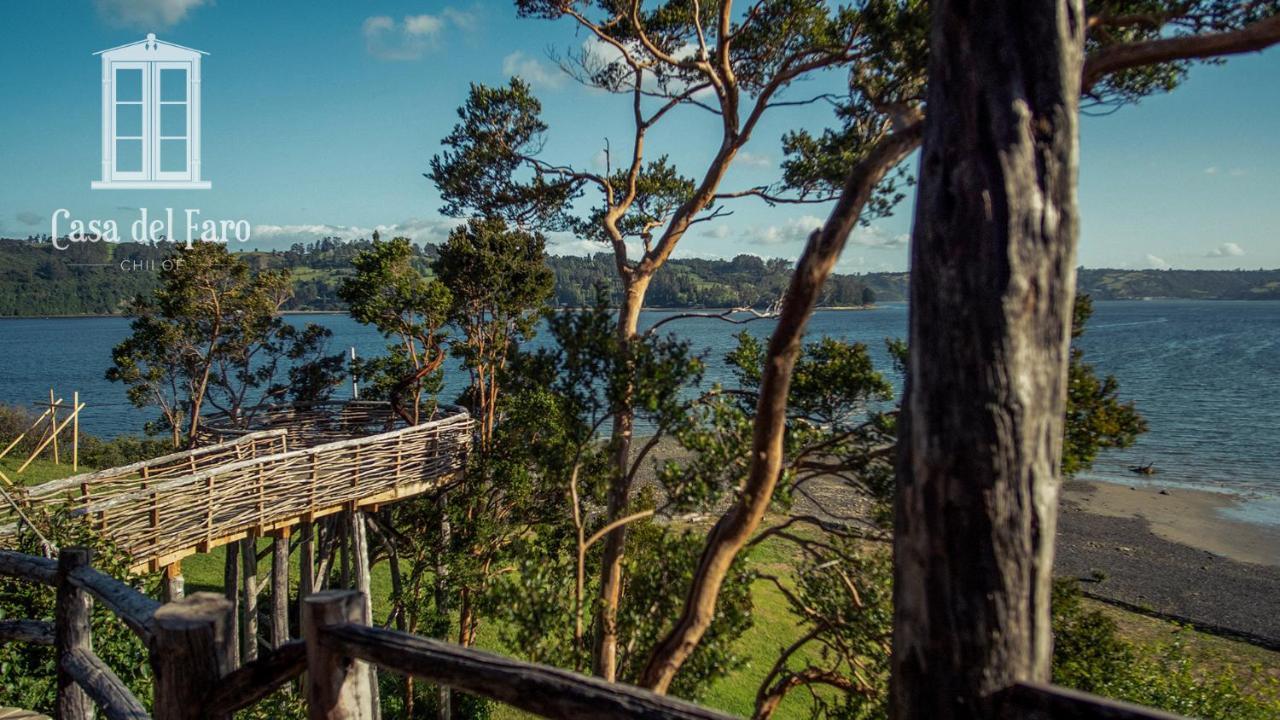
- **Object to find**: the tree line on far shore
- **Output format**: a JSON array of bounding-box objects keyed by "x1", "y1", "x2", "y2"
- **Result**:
[{"x1": 4, "y1": 236, "x2": 1279, "y2": 317}]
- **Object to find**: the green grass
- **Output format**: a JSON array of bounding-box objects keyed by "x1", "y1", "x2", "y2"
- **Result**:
[
  {"x1": 0, "y1": 455, "x2": 86, "y2": 487},
  {"x1": 170, "y1": 524, "x2": 1280, "y2": 720}
]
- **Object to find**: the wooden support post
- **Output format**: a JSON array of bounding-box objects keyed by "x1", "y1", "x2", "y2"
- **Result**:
[
  {"x1": 72, "y1": 390, "x2": 79, "y2": 472},
  {"x1": 299, "y1": 520, "x2": 315, "y2": 601},
  {"x1": 272, "y1": 530, "x2": 291, "y2": 648},
  {"x1": 49, "y1": 388, "x2": 59, "y2": 465},
  {"x1": 152, "y1": 592, "x2": 232, "y2": 720},
  {"x1": 223, "y1": 541, "x2": 242, "y2": 670},
  {"x1": 303, "y1": 590, "x2": 376, "y2": 720},
  {"x1": 350, "y1": 510, "x2": 381, "y2": 720},
  {"x1": 242, "y1": 535, "x2": 260, "y2": 662},
  {"x1": 163, "y1": 561, "x2": 185, "y2": 602},
  {"x1": 56, "y1": 547, "x2": 93, "y2": 720},
  {"x1": 339, "y1": 511, "x2": 351, "y2": 589}
]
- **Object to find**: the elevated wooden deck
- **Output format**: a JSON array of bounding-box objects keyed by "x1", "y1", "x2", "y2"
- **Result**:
[{"x1": 3, "y1": 403, "x2": 472, "y2": 572}]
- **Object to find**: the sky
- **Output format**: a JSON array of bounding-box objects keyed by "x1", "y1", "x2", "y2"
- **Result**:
[{"x1": 0, "y1": 0, "x2": 1277, "y2": 272}]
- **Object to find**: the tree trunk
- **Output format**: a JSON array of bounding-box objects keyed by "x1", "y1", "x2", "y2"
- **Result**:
[
  {"x1": 639, "y1": 123, "x2": 923, "y2": 693},
  {"x1": 593, "y1": 272, "x2": 651, "y2": 681},
  {"x1": 891, "y1": 2, "x2": 1084, "y2": 719}
]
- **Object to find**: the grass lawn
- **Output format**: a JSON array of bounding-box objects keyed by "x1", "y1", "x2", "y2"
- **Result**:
[{"x1": 0, "y1": 456, "x2": 86, "y2": 487}]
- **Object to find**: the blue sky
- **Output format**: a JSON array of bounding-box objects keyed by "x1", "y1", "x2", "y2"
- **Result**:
[{"x1": 1, "y1": 0, "x2": 1277, "y2": 271}]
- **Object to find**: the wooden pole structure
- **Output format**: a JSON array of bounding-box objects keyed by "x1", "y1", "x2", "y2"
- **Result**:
[
  {"x1": 0, "y1": 400, "x2": 58, "y2": 462},
  {"x1": 242, "y1": 535, "x2": 260, "y2": 662},
  {"x1": 163, "y1": 561, "x2": 185, "y2": 602},
  {"x1": 304, "y1": 590, "x2": 376, "y2": 720},
  {"x1": 16, "y1": 400, "x2": 84, "y2": 474},
  {"x1": 299, "y1": 520, "x2": 315, "y2": 601},
  {"x1": 49, "y1": 389, "x2": 59, "y2": 465},
  {"x1": 55, "y1": 547, "x2": 93, "y2": 720},
  {"x1": 152, "y1": 592, "x2": 231, "y2": 720},
  {"x1": 350, "y1": 510, "x2": 381, "y2": 719},
  {"x1": 72, "y1": 390, "x2": 79, "y2": 472},
  {"x1": 223, "y1": 542, "x2": 242, "y2": 670},
  {"x1": 271, "y1": 529, "x2": 291, "y2": 648}
]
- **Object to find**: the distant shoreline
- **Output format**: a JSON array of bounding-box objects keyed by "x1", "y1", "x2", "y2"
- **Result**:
[{"x1": 9, "y1": 297, "x2": 1280, "y2": 320}]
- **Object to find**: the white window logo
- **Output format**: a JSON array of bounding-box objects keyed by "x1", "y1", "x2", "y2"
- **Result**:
[{"x1": 91, "y1": 33, "x2": 210, "y2": 190}]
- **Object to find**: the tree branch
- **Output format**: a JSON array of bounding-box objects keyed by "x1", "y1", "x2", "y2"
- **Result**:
[{"x1": 1083, "y1": 13, "x2": 1280, "y2": 89}]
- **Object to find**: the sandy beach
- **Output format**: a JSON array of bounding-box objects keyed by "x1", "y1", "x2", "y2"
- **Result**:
[{"x1": 1056, "y1": 479, "x2": 1280, "y2": 646}]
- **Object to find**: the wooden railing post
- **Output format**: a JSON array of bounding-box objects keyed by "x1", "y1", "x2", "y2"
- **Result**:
[
  {"x1": 152, "y1": 592, "x2": 232, "y2": 720},
  {"x1": 271, "y1": 529, "x2": 291, "y2": 648},
  {"x1": 304, "y1": 590, "x2": 376, "y2": 720},
  {"x1": 55, "y1": 547, "x2": 93, "y2": 720}
]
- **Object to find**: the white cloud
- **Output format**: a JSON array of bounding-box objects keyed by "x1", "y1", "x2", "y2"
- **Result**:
[
  {"x1": 363, "y1": 9, "x2": 474, "y2": 61},
  {"x1": 1145, "y1": 253, "x2": 1171, "y2": 270},
  {"x1": 1204, "y1": 166, "x2": 1219, "y2": 175},
  {"x1": 94, "y1": 0, "x2": 209, "y2": 29},
  {"x1": 250, "y1": 218, "x2": 463, "y2": 249},
  {"x1": 747, "y1": 215, "x2": 824, "y2": 246},
  {"x1": 1206, "y1": 242, "x2": 1245, "y2": 258},
  {"x1": 736, "y1": 152, "x2": 771, "y2": 169},
  {"x1": 849, "y1": 226, "x2": 908, "y2": 250},
  {"x1": 502, "y1": 51, "x2": 566, "y2": 90},
  {"x1": 700, "y1": 225, "x2": 732, "y2": 240},
  {"x1": 1229, "y1": 168, "x2": 1247, "y2": 177}
]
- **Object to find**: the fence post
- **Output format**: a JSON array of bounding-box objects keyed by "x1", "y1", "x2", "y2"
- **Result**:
[
  {"x1": 303, "y1": 590, "x2": 376, "y2": 720},
  {"x1": 152, "y1": 592, "x2": 232, "y2": 720},
  {"x1": 55, "y1": 547, "x2": 93, "y2": 720},
  {"x1": 271, "y1": 529, "x2": 291, "y2": 648}
]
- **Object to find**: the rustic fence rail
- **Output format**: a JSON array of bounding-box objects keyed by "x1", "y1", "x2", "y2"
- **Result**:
[{"x1": 0, "y1": 550, "x2": 1191, "y2": 720}]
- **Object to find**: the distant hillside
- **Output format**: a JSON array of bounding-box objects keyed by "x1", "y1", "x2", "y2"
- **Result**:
[
  {"x1": 1075, "y1": 268, "x2": 1280, "y2": 300},
  {"x1": 2, "y1": 238, "x2": 1276, "y2": 317},
  {"x1": 1, "y1": 238, "x2": 879, "y2": 316}
]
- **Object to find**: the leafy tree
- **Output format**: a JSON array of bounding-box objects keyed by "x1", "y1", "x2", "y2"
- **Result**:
[
  {"x1": 106, "y1": 243, "x2": 344, "y2": 447},
  {"x1": 476, "y1": 296, "x2": 757, "y2": 699},
  {"x1": 644, "y1": 0, "x2": 1280, "y2": 697},
  {"x1": 339, "y1": 235, "x2": 451, "y2": 425},
  {"x1": 429, "y1": 0, "x2": 898, "y2": 679},
  {"x1": 433, "y1": 217, "x2": 555, "y2": 446}
]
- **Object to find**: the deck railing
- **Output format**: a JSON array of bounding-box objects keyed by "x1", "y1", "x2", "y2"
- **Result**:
[
  {"x1": 0, "y1": 548, "x2": 1193, "y2": 720},
  {"x1": 2, "y1": 405, "x2": 472, "y2": 573}
]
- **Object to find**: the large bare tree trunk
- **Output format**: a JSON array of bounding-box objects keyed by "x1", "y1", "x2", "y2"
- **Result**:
[{"x1": 891, "y1": 2, "x2": 1084, "y2": 720}]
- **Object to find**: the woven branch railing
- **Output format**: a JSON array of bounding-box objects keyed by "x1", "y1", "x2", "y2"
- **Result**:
[
  {"x1": 197, "y1": 400, "x2": 410, "y2": 448},
  {"x1": 2, "y1": 404, "x2": 472, "y2": 573},
  {"x1": 0, "y1": 550, "x2": 1190, "y2": 720}
]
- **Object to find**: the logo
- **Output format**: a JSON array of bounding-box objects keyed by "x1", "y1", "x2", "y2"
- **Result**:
[{"x1": 91, "y1": 33, "x2": 210, "y2": 190}]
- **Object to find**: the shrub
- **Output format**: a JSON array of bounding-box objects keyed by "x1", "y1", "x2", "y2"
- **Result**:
[{"x1": 1052, "y1": 580, "x2": 1280, "y2": 720}]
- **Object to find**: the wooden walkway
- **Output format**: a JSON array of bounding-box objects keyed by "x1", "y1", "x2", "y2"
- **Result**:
[{"x1": 2, "y1": 403, "x2": 472, "y2": 573}]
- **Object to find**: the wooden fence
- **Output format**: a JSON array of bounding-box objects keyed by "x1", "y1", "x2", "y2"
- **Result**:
[
  {"x1": 1, "y1": 405, "x2": 472, "y2": 574},
  {"x1": 0, "y1": 548, "x2": 1192, "y2": 720}
]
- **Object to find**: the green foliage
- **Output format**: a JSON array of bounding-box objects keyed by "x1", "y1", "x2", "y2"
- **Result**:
[
  {"x1": 0, "y1": 523, "x2": 155, "y2": 713},
  {"x1": 105, "y1": 242, "x2": 344, "y2": 444},
  {"x1": 427, "y1": 79, "x2": 578, "y2": 229},
  {"x1": 340, "y1": 236, "x2": 451, "y2": 424},
  {"x1": 434, "y1": 217, "x2": 554, "y2": 440},
  {"x1": 1062, "y1": 295, "x2": 1148, "y2": 476},
  {"x1": 1051, "y1": 580, "x2": 1280, "y2": 720}
]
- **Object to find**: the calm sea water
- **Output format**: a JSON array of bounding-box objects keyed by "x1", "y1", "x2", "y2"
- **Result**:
[{"x1": 2, "y1": 301, "x2": 1277, "y2": 524}]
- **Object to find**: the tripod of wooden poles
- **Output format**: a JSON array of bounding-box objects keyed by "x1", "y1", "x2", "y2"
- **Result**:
[{"x1": 0, "y1": 389, "x2": 85, "y2": 556}]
